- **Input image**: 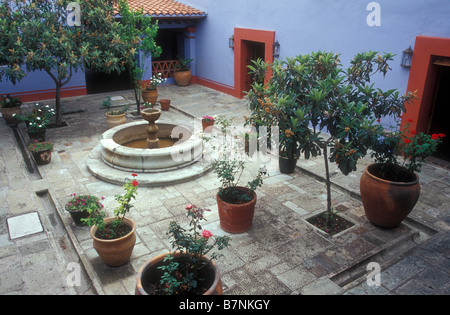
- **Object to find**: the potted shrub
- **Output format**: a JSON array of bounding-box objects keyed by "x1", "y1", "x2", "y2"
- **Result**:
[
  {"x1": 245, "y1": 51, "x2": 418, "y2": 234},
  {"x1": 206, "y1": 116, "x2": 265, "y2": 233},
  {"x1": 15, "y1": 103, "x2": 55, "y2": 142},
  {"x1": 141, "y1": 73, "x2": 166, "y2": 105},
  {"x1": 362, "y1": 120, "x2": 445, "y2": 228},
  {"x1": 28, "y1": 140, "x2": 53, "y2": 165},
  {"x1": 101, "y1": 96, "x2": 129, "y2": 129},
  {"x1": 173, "y1": 57, "x2": 193, "y2": 86},
  {"x1": 82, "y1": 173, "x2": 139, "y2": 267},
  {"x1": 1, "y1": 94, "x2": 22, "y2": 126},
  {"x1": 65, "y1": 193, "x2": 104, "y2": 226},
  {"x1": 201, "y1": 115, "x2": 215, "y2": 132},
  {"x1": 135, "y1": 204, "x2": 231, "y2": 295}
]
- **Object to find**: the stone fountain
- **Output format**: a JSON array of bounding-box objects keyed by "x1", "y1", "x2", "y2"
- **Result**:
[{"x1": 86, "y1": 108, "x2": 212, "y2": 186}]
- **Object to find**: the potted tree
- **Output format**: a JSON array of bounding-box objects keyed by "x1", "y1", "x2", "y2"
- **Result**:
[
  {"x1": 1, "y1": 94, "x2": 22, "y2": 126},
  {"x1": 28, "y1": 140, "x2": 53, "y2": 165},
  {"x1": 65, "y1": 193, "x2": 104, "y2": 226},
  {"x1": 82, "y1": 174, "x2": 138, "y2": 267},
  {"x1": 246, "y1": 51, "x2": 418, "y2": 234},
  {"x1": 135, "y1": 204, "x2": 231, "y2": 295},
  {"x1": 206, "y1": 116, "x2": 265, "y2": 233},
  {"x1": 173, "y1": 57, "x2": 193, "y2": 86},
  {"x1": 101, "y1": 96, "x2": 129, "y2": 129},
  {"x1": 362, "y1": 120, "x2": 445, "y2": 228}
]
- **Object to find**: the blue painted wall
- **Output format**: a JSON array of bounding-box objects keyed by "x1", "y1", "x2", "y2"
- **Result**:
[{"x1": 182, "y1": 0, "x2": 450, "y2": 94}]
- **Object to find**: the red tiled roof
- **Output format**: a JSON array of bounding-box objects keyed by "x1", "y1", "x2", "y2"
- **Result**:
[{"x1": 127, "y1": 0, "x2": 206, "y2": 17}]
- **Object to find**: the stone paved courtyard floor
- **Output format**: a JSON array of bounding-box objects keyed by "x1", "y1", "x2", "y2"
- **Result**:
[{"x1": 1, "y1": 84, "x2": 449, "y2": 295}]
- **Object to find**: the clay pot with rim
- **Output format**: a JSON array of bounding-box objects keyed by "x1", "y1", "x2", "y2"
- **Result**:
[
  {"x1": 173, "y1": 70, "x2": 192, "y2": 86},
  {"x1": 360, "y1": 163, "x2": 420, "y2": 228},
  {"x1": 216, "y1": 186, "x2": 257, "y2": 233},
  {"x1": 159, "y1": 99, "x2": 171, "y2": 111},
  {"x1": 135, "y1": 251, "x2": 223, "y2": 295},
  {"x1": 106, "y1": 113, "x2": 126, "y2": 129},
  {"x1": 1, "y1": 106, "x2": 22, "y2": 126},
  {"x1": 142, "y1": 89, "x2": 158, "y2": 105},
  {"x1": 90, "y1": 217, "x2": 136, "y2": 267}
]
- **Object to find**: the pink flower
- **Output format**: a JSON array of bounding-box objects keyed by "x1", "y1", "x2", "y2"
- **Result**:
[
  {"x1": 202, "y1": 230, "x2": 213, "y2": 239},
  {"x1": 185, "y1": 204, "x2": 193, "y2": 210}
]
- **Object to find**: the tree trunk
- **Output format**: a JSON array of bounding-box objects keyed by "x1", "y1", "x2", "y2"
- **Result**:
[
  {"x1": 54, "y1": 83, "x2": 62, "y2": 125},
  {"x1": 322, "y1": 140, "x2": 332, "y2": 227}
]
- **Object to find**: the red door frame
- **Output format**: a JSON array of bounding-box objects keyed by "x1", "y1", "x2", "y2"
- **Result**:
[
  {"x1": 403, "y1": 36, "x2": 450, "y2": 133},
  {"x1": 233, "y1": 28, "x2": 275, "y2": 98}
]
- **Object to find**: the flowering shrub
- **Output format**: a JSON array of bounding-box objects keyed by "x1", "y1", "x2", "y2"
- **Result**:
[
  {"x1": 371, "y1": 119, "x2": 445, "y2": 181},
  {"x1": 202, "y1": 115, "x2": 215, "y2": 122},
  {"x1": 146, "y1": 73, "x2": 166, "y2": 90},
  {"x1": 66, "y1": 193, "x2": 104, "y2": 212},
  {"x1": 14, "y1": 103, "x2": 55, "y2": 132},
  {"x1": 27, "y1": 140, "x2": 53, "y2": 152},
  {"x1": 0, "y1": 94, "x2": 22, "y2": 108},
  {"x1": 158, "y1": 204, "x2": 231, "y2": 295},
  {"x1": 82, "y1": 173, "x2": 138, "y2": 239},
  {"x1": 101, "y1": 96, "x2": 129, "y2": 115}
]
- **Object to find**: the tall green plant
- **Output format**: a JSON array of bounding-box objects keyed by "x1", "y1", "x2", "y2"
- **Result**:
[
  {"x1": 246, "y1": 51, "x2": 417, "y2": 227},
  {"x1": 0, "y1": 0, "x2": 161, "y2": 124}
]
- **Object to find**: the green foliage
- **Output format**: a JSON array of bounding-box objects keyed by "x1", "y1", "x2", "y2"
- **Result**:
[
  {"x1": 14, "y1": 103, "x2": 55, "y2": 132},
  {"x1": 0, "y1": 94, "x2": 22, "y2": 108},
  {"x1": 158, "y1": 204, "x2": 231, "y2": 295}
]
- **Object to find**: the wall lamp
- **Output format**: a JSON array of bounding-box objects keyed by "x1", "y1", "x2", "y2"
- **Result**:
[
  {"x1": 400, "y1": 46, "x2": 413, "y2": 67},
  {"x1": 273, "y1": 41, "x2": 280, "y2": 58},
  {"x1": 229, "y1": 35, "x2": 234, "y2": 49}
]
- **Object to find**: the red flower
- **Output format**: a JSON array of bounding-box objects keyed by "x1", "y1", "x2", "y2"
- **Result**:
[
  {"x1": 132, "y1": 180, "x2": 139, "y2": 187},
  {"x1": 131, "y1": 173, "x2": 138, "y2": 177},
  {"x1": 185, "y1": 204, "x2": 193, "y2": 210},
  {"x1": 407, "y1": 119, "x2": 413, "y2": 123},
  {"x1": 431, "y1": 134, "x2": 439, "y2": 140},
  {"x1": 404, "y1": 139, "x2": 411, "y2": 144},
  {"x1": 202, "y1": 230, "x2": 213, "y2": 239},
  {"x1": 410, "y1": 130, "x2": 417, "y2": 135},
  {"x1": 438, "y1": 133, "x2": 446, "y2": 138},
  {"x1": 377, "y1": 119, "x2": 381, "y2": 123}
]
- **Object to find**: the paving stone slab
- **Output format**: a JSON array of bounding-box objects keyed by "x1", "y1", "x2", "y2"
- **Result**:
[{"x1": 7, "y1": 212, "x2": 43, "y2": 240}]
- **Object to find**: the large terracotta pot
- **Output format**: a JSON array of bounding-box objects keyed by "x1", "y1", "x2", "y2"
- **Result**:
[
  {"x1": 90, "y1": 217, "x2": 136, "y2": 267},
  {"x1": 217, "y1": 186, "x2": 257, "y2": 233},
  {"x1": 106, "y1": 113, "x2": 126, "y2": 129},
  {"x1": 135, "y1": 252, "x2": 223, "y2": 295},
  {"x1": 173, "y1": 70, "x2": 191, "y2": 86},
  {"x1": 142, "y1": 89, "x2": 158, "y2": 105},
  {"x1": 360, "y1": 163, "x2": 420, "y2": 228}
]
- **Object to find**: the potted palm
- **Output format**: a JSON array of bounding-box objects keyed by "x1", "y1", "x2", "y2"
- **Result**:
[
  {"x1": 173, "y1": 57, "x2": 193, "y2": 86},
  {"x1": 101, "y1": 96, "x2": 129, "y2": 129},
  {"x1": 1, "y1": 94, "x2": 22, "y2": 126},
  {"x1": 82, "y1": 174, "x2": 138, "y2": 267},
  {"x1": 135, "y1": 204, "x2": 231, "y2": 295},
  {"x1": 28, "y1": 140, "x2": 53, "y2": 165},
  {"x1": 65, "y1": 193, "x2": 104, "y2": 226},
  {"x1": 141, "y1": 73, "x2": 166, "y2": 105},
  {"x1": 362, "y1": 120, "x2": 445, "y2": 228}
]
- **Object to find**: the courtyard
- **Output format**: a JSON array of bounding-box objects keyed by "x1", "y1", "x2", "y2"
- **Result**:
[{"x1": 1, "y1": 84, "x2": 449, "y2": 295}]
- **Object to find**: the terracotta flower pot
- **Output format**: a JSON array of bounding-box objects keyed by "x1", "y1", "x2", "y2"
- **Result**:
[
  {"x1": 106, "y1": 113, "x2": 126, "y2": 129},
  {"x1": 135, "y1": 252, "x2": 223, "y2": 295},
  {"x1": 142, "y1": 89, "x2": 158, "y2": 105},
  {"x1": 159, "y1": 99, "x2": 171, "y2": 111},
  {"x1": 173, "y1": 70, "x2": 192, "y2": 86},
  {"x1": 31, "y1": 149, "x2": 52, "y2": 165},
  {"x1": 360, "y1": 163, "x2": 420, "y2": 228},
  {"x1": 1, "y1": 106, "x2": 22, "y2": 126},
  {"x1": 217, "y1": 186, "x2": 257, "y2": 233},
  {"x1": 202, "y1": 120, "x2": 214, "y2": 132},
  {"x1": 90, "y1": 217, "x2": 136, "y2": 267}
]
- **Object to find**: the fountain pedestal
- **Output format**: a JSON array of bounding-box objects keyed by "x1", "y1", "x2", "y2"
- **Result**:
[{"x1": 140, "y1": 108, "x2": 162, "y2": 149}]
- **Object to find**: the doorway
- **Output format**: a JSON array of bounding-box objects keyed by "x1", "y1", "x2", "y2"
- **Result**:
[
  {"x1": 84, "y1": 65, "x2": 132, "y2": 94},
  {"x1": 244, "y1": 40, "x2": 265, "y2": 92},
  {"x1": 428, "y1": 62, "x2": 450, "y2": 160}
]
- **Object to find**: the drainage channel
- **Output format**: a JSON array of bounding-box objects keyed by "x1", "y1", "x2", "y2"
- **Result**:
[{"x1": 12, "y1": 124, "x2": 97, "y2": 294}]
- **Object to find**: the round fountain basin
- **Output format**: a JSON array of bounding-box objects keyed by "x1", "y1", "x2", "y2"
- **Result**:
[{"x1": 100, "y1": 120, "x2": 203, "y2": 172}]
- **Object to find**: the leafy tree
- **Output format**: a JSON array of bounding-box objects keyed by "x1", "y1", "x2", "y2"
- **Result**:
[
  {"x1": 246, "y1": 51, "x2": 417, "y2": 227},
  {"x1": 0, "y1": 0, "x2": 161, "y2": 125}
]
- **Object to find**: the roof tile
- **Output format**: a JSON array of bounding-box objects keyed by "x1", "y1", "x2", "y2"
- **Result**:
[{"x1": 127, "y1": 0, "x2": 205, "y2": 16}]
